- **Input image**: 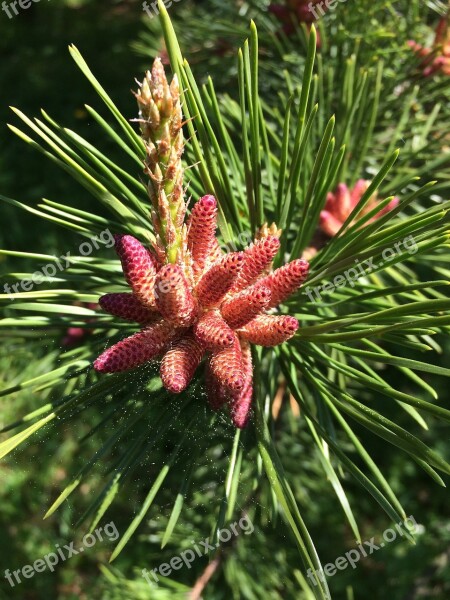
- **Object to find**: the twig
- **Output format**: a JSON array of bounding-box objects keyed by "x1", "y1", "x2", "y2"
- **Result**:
[{"x1": 188, "y1": 554, "x2": 222, "y2": 600}]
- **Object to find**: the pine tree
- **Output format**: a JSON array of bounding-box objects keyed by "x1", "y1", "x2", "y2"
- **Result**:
[{"x1": 1, "y1": 1, "x2": 450, "y2": 598}]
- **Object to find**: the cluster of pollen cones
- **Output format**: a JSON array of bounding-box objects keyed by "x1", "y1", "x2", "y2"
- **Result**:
[
  {"x1": 269, "y1": 0, "x2": 324, "y2": 26},
  {"x1": 408, "y1": 17, "x2": 450, "y2": 77},
  {"x1": 94, "y1": 195, "x2": 309, "y2": 428},
  {"x1": 320, "y1": 179, "x2": 399, "y2": 238},
  {"x1": 269, "y1": 0, "x2": 325, "y2": 41}
]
